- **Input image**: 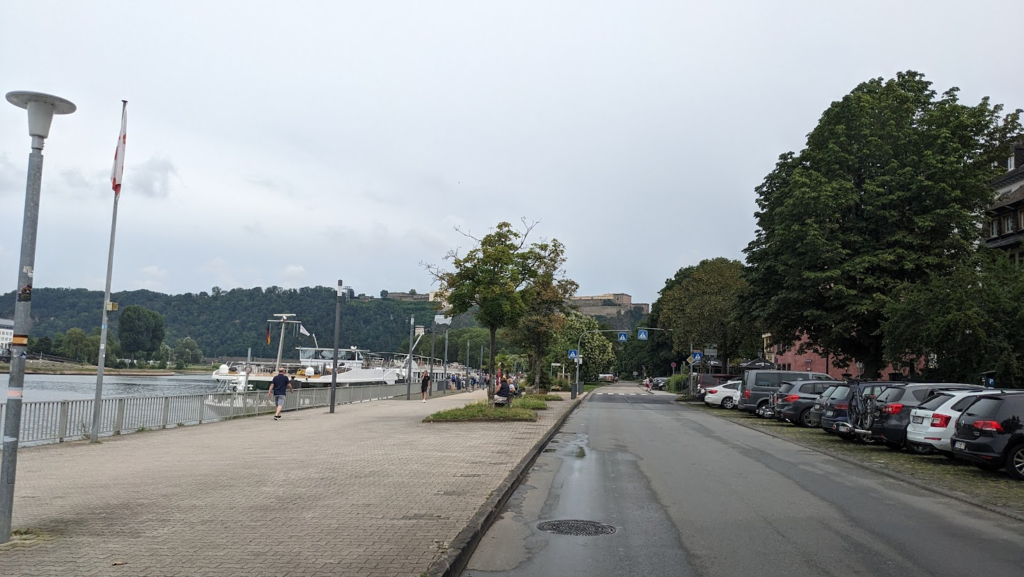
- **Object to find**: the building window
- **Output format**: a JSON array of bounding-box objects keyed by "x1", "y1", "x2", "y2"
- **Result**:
[
  {"x1": 1005, "y1": 215, "x2": 1014, "y2": 234},
  {"x1": 991, "y1": 219, "x2": 999, "y2": 237},
  {"x1": 1018, "y1": 211, "x2": 1024, "y2": 232}
]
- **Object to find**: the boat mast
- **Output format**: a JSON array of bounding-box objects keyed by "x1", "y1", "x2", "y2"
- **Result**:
[{"x1": 269, "y1": 313, "x2": 298, "y2": 371}]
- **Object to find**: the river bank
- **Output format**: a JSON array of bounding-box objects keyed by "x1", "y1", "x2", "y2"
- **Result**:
[{"x1": 0, "y1": 359, "x2": 211, "y2": 377}]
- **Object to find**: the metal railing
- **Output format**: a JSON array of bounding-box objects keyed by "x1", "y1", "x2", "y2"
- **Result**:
[{"x1": 0, "y1": 382, "x2": 415, "y2": 447}]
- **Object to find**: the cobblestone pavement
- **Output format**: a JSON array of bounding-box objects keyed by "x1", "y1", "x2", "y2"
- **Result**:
[{"x1": 0, "y1": 390, "x2": 573, "y2": 576}]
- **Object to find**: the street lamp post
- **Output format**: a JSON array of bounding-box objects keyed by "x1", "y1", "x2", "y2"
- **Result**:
[
  {"x1": 330, "y1": 280, "x2": 344, "y2": 413},
  {"x1": 572, "y1": 329, "x2": 628, "y2": 399},
  {"x1": 405, "y1": 315, "x2": 414, "y2": 400},
  {"x1": 1, "y1": 91, "x2": 76, "y2": 544},
  {"x1": 429, "y1": 324, "x2": 435, "y2": 396}
]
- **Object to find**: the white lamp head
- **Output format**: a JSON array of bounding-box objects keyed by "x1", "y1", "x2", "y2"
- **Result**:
[{"x1": 6, "y1": 91, "x2": 76, "y2": 139}]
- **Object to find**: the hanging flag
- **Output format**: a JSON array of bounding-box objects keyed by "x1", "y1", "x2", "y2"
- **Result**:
[
  {"x1": 110, "y1": 101, "x2": 128, "y2": 196},
  {"x1": 266, "y1": 324, "x2": 271, "y2": 345},
  {"x1": 299, "y1": 325, "x2": 310, "y2": 337}
]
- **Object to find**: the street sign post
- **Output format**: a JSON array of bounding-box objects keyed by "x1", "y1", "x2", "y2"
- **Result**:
[
  {"x1": 617, "y1": 332, "x2": 628, "y2": 342},
  {"x1": 637, "y1": 329, "x2": 648, "y2": 341}
]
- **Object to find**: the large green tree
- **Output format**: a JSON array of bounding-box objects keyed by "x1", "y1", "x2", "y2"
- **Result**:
[
  {"x1": 506, "y1": 239, "x2": 578, "y2": 390},
  {"x1": 659, "y1": 258, "x2": 760, "y2": 369},
  {"x1": 883, "y1": 253, "x2": 1024, "y2": 386},
  {"x1": 547, "y1": 312, "x2": 615, "y2": 383},
  {"x1": 744, "y1": 71, "x2": 1021, "y2": 378},
  {"x1": 117, "y1": 305, "x2": 166, "y2": 357},
  {"x1": 429, "y1": 221, "x2": 542, "y2": 398}
]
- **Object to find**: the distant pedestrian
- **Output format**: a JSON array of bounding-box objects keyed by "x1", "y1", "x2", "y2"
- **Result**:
[
  {"x1": 269, "y1": 368, "x2": 293, "y2": 420},
  {"x1": 421, "y1": 372, "x2": 431, "y2": 403}
]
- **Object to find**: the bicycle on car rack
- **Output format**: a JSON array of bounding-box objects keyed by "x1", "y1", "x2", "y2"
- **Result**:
[{"x1": 834, "y1": 379, "x2": 879, "y2": 443}]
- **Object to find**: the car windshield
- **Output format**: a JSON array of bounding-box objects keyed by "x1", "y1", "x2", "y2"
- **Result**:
[
  {"x1": 917, "y1": 393, "x2": 953, "y2": 411},
  {"x1": 778, "y1": 383, "x2": 795, "y2": 394},
  {"x1": 724, "y1": 382, "x2": 739, "y2": 389},
  {"x1": 962, "y1": 398, "x2": 1003, "y2": 418},
  {"x1": 820, "y1": 385, "x2": 838, "y2": 400}
]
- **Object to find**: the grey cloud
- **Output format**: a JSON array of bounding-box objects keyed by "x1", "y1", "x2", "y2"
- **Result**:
[
  {"x1": 0, "y1": 153, "x2": 20, "y2": 196},
  {"x1": 129, "y1": 157, "x2": 177, "y2": 198}
]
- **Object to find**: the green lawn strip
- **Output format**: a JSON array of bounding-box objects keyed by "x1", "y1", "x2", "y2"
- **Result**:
[
  {"x1": 527, "y1": 394, "x2": 564, "y2": 401},
  {"x1": 583, "y1": 383, "x2": 605, "y2": 392},
  {"x1": 513, "y1": 397, "x2": 549, "y2": 410},
  {"x1": 690, "y1": 403, "x2": 1024, "y2": 518},
  {"x1": 423, "y1": 401, "x2": 537, "y2": 422}
]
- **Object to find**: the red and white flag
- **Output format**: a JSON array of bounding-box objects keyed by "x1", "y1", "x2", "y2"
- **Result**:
[{"x1": 110, "y1": 101, "x2": 127, "y2": 196}]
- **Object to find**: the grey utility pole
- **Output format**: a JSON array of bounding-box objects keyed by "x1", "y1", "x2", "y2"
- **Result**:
[
  {"x1": 443, "y1": 327, "x2": 449, "y2": 381},
  {"x1": 405, "y1": 315, "x2": 414, "y2": 400},
  {"x1": 270, "y1": 313, "x2": 297, "y2": 371},
  {"x1": 467, "y1": 339, "x2": 471, "y2": 374},
  {"x1": 429, "y1": 325, "x2": 435, "y2": 396},
  {"x1": 1, "y1": 91, "x2": 76, "y2": 545},
  {"x1": 91, "y1": 100, "x2": 128, "y2": 444},
  {"x1": 330, "y1": 280, "x2": 343, "y2": 413}
]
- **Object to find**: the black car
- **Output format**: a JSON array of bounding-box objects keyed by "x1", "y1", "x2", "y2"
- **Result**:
[
  {"x1": 870, "y1": 383, "x2": 982, "y2": 451},
  {"x1": 820, "y1": 382, "x2": 889, "y2": 437},
  {"x1": 806, "y1": 384, "x2": 840, "y2": 428},
  {"x1": 773, "y1": 380, "x2": 835, "y2": 427},
  {"x1": 951, "y1": 393, "x2": 1024, "y2": 479}
]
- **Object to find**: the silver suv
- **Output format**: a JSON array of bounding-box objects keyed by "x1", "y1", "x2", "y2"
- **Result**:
[{"x1": 735, "y1": 370, "x2": 835, "y2": 414}]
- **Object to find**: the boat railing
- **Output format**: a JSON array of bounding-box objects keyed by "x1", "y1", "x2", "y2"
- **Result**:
[{"x1": 0, "y1": 381, "x2": 415, "y2": 448}]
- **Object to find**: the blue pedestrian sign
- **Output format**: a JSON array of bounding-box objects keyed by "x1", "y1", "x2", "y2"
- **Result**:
[
  {"x1": 637, "y1": 330, "x2": 649, "y2": 341},
  {"x1": 692, "y1": 351, "x2": 703, "y2": 364},
  {"x1": 568, "y1": 349, "x2": 579, "y2": 360},
  {"x1": 617, "y1": 332, "x2": 628, "y2": 342}
]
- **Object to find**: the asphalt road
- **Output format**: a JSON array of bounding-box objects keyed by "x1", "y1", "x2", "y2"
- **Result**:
[{"x1": 463, "y1": 381, "x2": 1024, "y2": 577}]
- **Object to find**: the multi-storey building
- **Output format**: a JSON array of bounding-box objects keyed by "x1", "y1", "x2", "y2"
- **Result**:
[
  {"x1": 985, "y1": 143, "x2": 1024, "y2": 262},
  {"x1": 0, "y1": 318, "x2": 13, "y2": 354}
]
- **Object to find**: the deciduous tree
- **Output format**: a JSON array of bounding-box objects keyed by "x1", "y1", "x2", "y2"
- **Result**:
[{"x1": 744, "y1": 71, "x2": 1021, "y2": 378}]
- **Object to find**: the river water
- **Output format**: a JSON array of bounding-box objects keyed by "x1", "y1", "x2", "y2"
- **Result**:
[{"x1": 1, "y1": 373, "x2": 221, "y2": 404}]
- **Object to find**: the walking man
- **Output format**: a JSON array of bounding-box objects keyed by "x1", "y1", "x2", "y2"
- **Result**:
[
  {"x1": 421, "y1": 371, "x2": 431, "y2": 403},
  {"x1": 269, "y1": 368, "x2": 293, "y2": 420}
]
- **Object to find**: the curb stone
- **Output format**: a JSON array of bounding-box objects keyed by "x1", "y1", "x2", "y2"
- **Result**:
[
  {"x1": 682, "y1": 402, "x2": 1024, "y2": 524},
  {"x1": 426, "y1": 393, "x2": 587, "y2": 577}
]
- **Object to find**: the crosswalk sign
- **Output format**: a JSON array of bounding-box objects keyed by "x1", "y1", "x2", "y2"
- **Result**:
[
  {"x1": 617, "y1": 332, "x2": 628, "y2": 342},
  {"x1": 638, "y1": 330, "x2": 648, "y2": 341},
  {"x1": 692, "y1": 351, "x2": 703, "y2": 364},
  {"x1": 568, "y1": 349, "x2": 579, "y2": 360}
]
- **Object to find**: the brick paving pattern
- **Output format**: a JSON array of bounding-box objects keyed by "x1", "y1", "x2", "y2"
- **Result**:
[{"x1": 0, "y1": 390, "x2": 572, "y2": 576}]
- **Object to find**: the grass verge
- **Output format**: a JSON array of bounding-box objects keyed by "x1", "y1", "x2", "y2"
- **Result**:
[
  {"x1": 689, "y1": 403, "x2": 1024, "y2": 518},
  {"x1": 513, "y1": 397, "x2": 549, "y2": 410},
  {"x1": 583, "y1": 383, "x2": 605, "y2": 392},
  {"x1": 527, "y1": 394, "x2": 564, "y2": 401},
  {"x1": 423, "y1": 401, "x2": 537, "y2": 422}
]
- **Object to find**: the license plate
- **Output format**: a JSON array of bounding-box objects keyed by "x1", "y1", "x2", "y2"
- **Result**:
[
  {"x1": 826, "y1": 410, "x2": 834, "y2": 417},
  {"x1": 954, "y1": 441, "x2": 966, "y2": 450},
  {"x1": 912, "y1": 416, "x2": 924, "y2": 424}
]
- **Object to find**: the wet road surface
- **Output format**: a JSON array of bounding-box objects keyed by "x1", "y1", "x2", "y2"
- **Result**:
[{"x1": 463, "y1": 382, "x2": 1024, "y2": 577}]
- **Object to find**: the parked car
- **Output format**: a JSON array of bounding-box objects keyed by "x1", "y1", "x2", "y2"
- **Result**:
[
  {"x1": 696, "y1": 373, "x2": 736, "y2": 389},
  {"x1": 651, "y1": 377, "x2": 669, "y2": 391},
  {"x1": 820, "y1": 382, "x2": 889, "y2": 437},
  {"x1": 736, "y1": 370, "x2": 834, "y2": 414},
  {"x1": 806, "y1": 384, "x2": 840, "y2": 428},
  {"x1": 870, "y1": 383, "x2": 982, "y2": 451},
  {"x1": 772, "y1": 380, "x2": 836, "y2": 427},
  {"x1": 906, "y1": 390, "x2": 1023, "y2": 456},
  {"x1": 951, "y1": 393, "x2": 1024, "y2": 479},
  {"x1": 704, "y1": 380, "x2": 741, "y2": 409}
]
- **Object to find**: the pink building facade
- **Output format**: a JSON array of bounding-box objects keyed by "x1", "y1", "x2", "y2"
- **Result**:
[{"x1": 764, "y1": 334, "x2": 905, "y2": 380}]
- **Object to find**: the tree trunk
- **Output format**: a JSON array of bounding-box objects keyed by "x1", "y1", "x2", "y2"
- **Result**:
[
  {"x1": 488, "y1": 326, "x2": 497, "y2": 400},
  {"x1": 533, "y1": 347, "x2": 542, "y2": 390}
]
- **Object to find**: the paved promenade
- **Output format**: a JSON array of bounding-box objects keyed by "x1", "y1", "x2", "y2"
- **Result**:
[{"x1": 0, "y1": 389, "x2": 575, "y2": 576}]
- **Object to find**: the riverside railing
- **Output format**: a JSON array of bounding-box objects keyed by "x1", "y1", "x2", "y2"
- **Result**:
[{"x1": 0, "y1": 382, "x2": 414, "y2": 447}]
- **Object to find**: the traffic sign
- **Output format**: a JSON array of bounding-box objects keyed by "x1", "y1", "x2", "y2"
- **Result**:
[
  {"x1": 568, "y1": 349, "x2": 579, "y2": 360},
  {"x1": 617, "y1": 332, "x2": 628, "y2": 342},
  {"x1": 671, "y1": 362, "x2": 677, "y2": 368},
  {"x1": 637, "y1": 330, "x2": 648, "y2": 341},
  {"x1": 692, "y1": 351, "x2": 703, "y2": 364}
]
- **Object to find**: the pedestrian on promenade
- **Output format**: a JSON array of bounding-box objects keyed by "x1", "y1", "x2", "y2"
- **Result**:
[
  {"x1": 269, "y1": 368, "x2": 293, "y2": 420},
  {"x1": 421, "y1": 371, "x2": 430, "y2": 403}
]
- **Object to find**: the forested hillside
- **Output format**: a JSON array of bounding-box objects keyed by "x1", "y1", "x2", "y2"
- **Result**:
[{"x1": 0, "y1": 287, "x2": 444, "y2": 358}]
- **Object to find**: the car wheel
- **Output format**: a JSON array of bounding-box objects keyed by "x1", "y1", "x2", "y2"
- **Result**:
[
  {"x1": 1006, "y1": 444, "x2": 1024, "y2": 481},
  {"x1": 907, "y1": 442, "x2": 934, "y2": 455},
  {"x1": 799, "y1": 409, "x2": 813, "y2": 428},
  {"x1": 721, "y1": 397, "x2": 735, "y2": 410}
]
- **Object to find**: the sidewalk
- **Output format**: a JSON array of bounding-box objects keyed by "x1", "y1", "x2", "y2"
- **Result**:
[{"x1": 0, "y1": 389, "x2": 576, "y2": 576}]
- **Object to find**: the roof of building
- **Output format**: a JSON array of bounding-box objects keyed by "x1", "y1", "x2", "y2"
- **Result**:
[
  {"x1": 991, "y1": 165, "x2": 1024, "y2": 190},
  {"x1": 990, "y1": 184, "x2": 1024, "y2": 211}
]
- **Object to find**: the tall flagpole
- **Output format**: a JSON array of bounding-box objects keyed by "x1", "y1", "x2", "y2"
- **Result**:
[{"x1": 91, "y1": 100, "x2": 127, "y2": 443}]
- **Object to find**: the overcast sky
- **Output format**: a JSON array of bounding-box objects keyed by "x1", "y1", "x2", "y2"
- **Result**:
[{"x1": 1, "y1": 1, "x2": 1020, "y2": 307}]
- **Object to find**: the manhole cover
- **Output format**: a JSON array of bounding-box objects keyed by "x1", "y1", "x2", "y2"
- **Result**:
[{"x1": 536, "y1": 520, "x2": 616, "y2": 536}]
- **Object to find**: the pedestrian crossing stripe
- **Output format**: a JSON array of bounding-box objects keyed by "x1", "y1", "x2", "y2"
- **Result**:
[{"x1": 597, "y1": 392, "x2": 644, "y2": 395}]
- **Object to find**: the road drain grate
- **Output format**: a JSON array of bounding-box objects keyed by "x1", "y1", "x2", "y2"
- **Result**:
[{"x1": 536, "y1": 520, "x2": 616, "y2": 536}]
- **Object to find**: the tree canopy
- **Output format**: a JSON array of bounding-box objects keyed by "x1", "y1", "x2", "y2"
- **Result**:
[{"x1": 743, "y1": 70, "x2": 1021, "y2": 378}]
